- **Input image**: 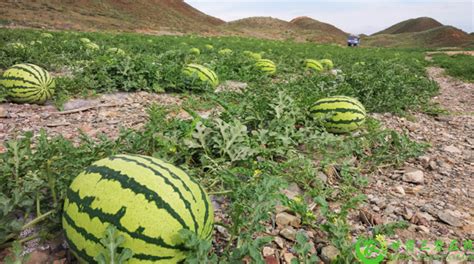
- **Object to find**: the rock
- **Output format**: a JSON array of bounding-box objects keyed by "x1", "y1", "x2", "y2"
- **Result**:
[
  {"x1": 262, "y1": 247, "x2": 275, "y2": 257},
  {"x1": 26, "y1": 250, "x2": 49, "y2": 264},
  {"x1": 393, "y1": 186, "x2": 405, "y2": 195},
  {"x1": 264, "y1": 256, "x2": 279, "y2": 264},
  {"x1": 416, "y1": 225, "x2": 430, "y2": 233},
  {"x1": 0, "y1": 105, "x2": 7, "y2": 118},
  {"x1": 405, "y1": 185, "x2": 423, "y2": 194},
  {"x1": 418, "y1": 155, "x2": 431, "y2": 167},
  {"x1": 317, "y1": 172, "x2": 328, "y2": 183},
  {"x1": 283, "y1": 252, "x2": 296, "y2": 263},
  {"x1": 437, "y1": 211, "x2": 463, "y2": 227},
  {"x1": 279, "y1": 227, "x2": 297, "y2": 241},
  {"x1": 402, "y1": 167, "x2": 424, "y2": 184},
  {"x1": 216, "y1": 225, "x2": 230, "y2": 239},
  {"x1": 281, "y1": 183, "x2": 303, "y2": 200},
  {"x1": 276, "y1": 212, "x2": 301, "y2": 228},
  {"x1": 62, "y1": 98, "x2": 99, "y2": 111},
  {"x1": 443, "y1": 145, "x2": 462, "y2": 154},
  {"x1": 446, "y1": 251, "x2": 468, "y2": 264},
  {"x1": 320, "y1": 245, "x2": 340, "y2": 264},
  {"x1": 274, "y1": 236, "x2": 285, "y2": 248}
]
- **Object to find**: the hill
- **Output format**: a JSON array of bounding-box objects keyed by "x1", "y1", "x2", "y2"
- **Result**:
[
  {"x1": 363, "y1": 26, "x2": 474, "y2": 48},
  {"x1": 0, "y1": 0, "x2": 224, "y2": 33},
  {"x1": 373, "y1": 17, "x2": 443, "y2": 35},
  {"x1": 221, "y1": 16, "x2": 347, "y2": 44}
]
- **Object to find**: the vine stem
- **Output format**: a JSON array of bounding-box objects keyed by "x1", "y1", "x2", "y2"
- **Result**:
[
  {"x1": 208, "y1": 190, "x2": 232, "y2": 195},
  {"x1": 22, "y1": 210, "x2": 55, "y2": 231}
]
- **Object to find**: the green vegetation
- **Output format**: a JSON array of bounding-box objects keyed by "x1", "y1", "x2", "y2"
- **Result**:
[
  {"x1": 0, "y1": 28, "x2": 437, "y2": 262},
  {"x1": 431, "y1": 54, "x2": 474, "y2": 82}
]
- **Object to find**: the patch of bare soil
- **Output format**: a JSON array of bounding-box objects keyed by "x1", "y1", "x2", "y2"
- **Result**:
[
  {"x1": 360, "y1": 66, "x2": 473, "y2": 246},
  {"x1": 0, "y1": 92, "x2": 186, "y2": 150}
]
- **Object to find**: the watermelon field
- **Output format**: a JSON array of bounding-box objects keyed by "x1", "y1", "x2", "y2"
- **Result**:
[{"x1": 1, "y1": 28, "x2": 470, "y2": 263}]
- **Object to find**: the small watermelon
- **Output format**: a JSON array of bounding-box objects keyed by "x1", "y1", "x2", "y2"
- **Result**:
[
  {"x1": 311, "y1": 96, "x2": 366, "y2": 133},
  {"x1": 0, "y1": 64, "x2": 55, "y2": 104},
  {"x1": 243, "y1": 51, "x2": 262, "y2": 60},
  {"x1": 7, "y1": 42, "x2": 26, "y2": 49},
  {"x1": 79, "y1": 38, "x2": 91, "y2": 43},
  {"x1": 183, "y1": 63, "x2": 219, "y2": 89},
  {"x1": 0, "y1": 63, "x2": 55, "y2": 104},
  {"x1": 319, "y1": 59, "x2": 334, "y2": 70},
  {"x1": 62, "y1": 154, "x2": 214, "y2": 263},
  {"x1": 304, "y1": 59, "x2": 323, "y2": 72},
  {"x1": 85, "y1": 42, "x2": 100, "y2": 50},
  {"x1": 106, "y1": 47, "x2": 126, "y2": 56},
  {"x1": 218, "y1": 48, "x2": 233, "y2": 56},
  {"x1": 189, "y1": 48, "x2": 201, "y2": 55},
  {"x1": 255, "y1": 59, "x2": 276, "y2": 75},
  {"x1": 205, "y1": 44, "x2": 214, "y2": 50},
  {"x1": 40, "y1": 32, "x2": 53, "y2": 38}
]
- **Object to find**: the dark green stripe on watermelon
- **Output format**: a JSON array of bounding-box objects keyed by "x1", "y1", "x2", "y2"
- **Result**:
[
  {"x1": 324, "y1": 117, "x2": 365, "y2": 124},
  {"x1": 311, "y1": 107, "x2": 366, "y2": 116},
  {"x1": 110, "y1": 155, "x2": 200, "y2": 233},
  {"x1": 26, "y1": 63, "x2": 47, "y2": 83},
  {"x1": 63, "y1": 212, "x2": 101, "y2": 244},
  {"x1": 67, "y1": 188, "x2": 186, "y2": 250},
  {"x1": 64, "y1": 234, "x2": 96, "y2": 263}
]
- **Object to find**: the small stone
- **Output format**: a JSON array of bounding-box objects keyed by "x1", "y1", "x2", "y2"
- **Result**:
[
  {"x1": 438, "y1": 211, "x2": 463, "y2": 227},
  {"x1": 320, "y1": 245, "x2": 340, "y2": 264},
  {"x1": 443, "y1": 145, "x2": 462, "y2": 154},
  {"x1": 416, "y1": 225, "x2": 430, "y2": 233},
  {"x1": 393, "y1": 186, "x2": 405, "y2": 195},
  {"x1": 276, "y1": 212, "x2": 301, "y2": 228},
  {"x1": 418, "y1": 155, "x2": 431, "y2": 167},
  {"x1": 262, "y1": 246, "x2": 275, "y2": 257},
  {"x1": 279, "y1": 226, "x2": 297, "y2": 241},
  {"x1": 274, "y1": 236, "x2": 285, "y2": 248},
  {"x1": 402, "y1": 167, "x2": 424, "y2": 184},
  {"x1": 281, "y1": 183, "x2": 303, "y2": 200},
  {"x1": 216, "y1": 225, "x2": 230, "y2": 239},
  {"x1": 317, "y1": 172, "x2": 328, "y2": 183},
  {"x1": 215, "y1": 81, "x2": 248, "y2": 93},
  {"x1": 62, "y1": 98, "x2": 98, "y2": 111},
  {"x1": 283, "y1": 252, "x2": 296, "y2": 263},
  {"x1": 405, "y1": 185, "x2": 423, "y2": 194},
  {"x1": 0, "y1": 105, "x2": 7, "y2": 118},
  {"x1": 446, "y1": 251, "x2": 468, "y2": 264}
]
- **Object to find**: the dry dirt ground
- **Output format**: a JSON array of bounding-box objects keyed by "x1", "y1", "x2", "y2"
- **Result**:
[{"x1": 0, "y1": 65, "x2": 472, "y2": 263}]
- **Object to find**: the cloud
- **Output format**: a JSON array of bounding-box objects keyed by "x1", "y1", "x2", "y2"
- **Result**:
[{"x1": 186, "y1": 1, "x2": 473, "y2": 34}]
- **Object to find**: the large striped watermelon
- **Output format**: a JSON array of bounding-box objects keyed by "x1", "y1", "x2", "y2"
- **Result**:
[
  {"x1": 0, "y1": 63, "x2": 55, "y2": 104},
  {"x1": 311, "y1": 96, "x2": 366, "y2": 133},
  {"x1": 319, "y1": 59, "x2": 334, "y2": 70},
  {"x1": 255, "y1": 59, "x2": 276, "y2": 75},
  {"x1": 62, "y1": 154, "x2": 214, "y2": 263},
  {"x1": 182, "y1": 64, "x2": 219, "y2": 89}
]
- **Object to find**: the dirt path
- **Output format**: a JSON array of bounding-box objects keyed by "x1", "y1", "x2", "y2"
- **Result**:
[{"x1": 362, "y1": 66, "x2": 473, "y2": 245}]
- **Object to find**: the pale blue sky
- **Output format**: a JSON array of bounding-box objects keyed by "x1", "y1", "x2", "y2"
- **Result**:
[{"x1": 186, "y1": 0, "x2": 473, "y2": 34}]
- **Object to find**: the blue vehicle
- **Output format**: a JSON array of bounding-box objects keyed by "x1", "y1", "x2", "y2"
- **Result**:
[{"x1": 347, "y1": 35, "x2": 360, "y2": 47}]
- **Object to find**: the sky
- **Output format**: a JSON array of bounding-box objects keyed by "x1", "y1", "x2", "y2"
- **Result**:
[{"x1": 185, "y1": 0, "x2": 473, "y2": 35}]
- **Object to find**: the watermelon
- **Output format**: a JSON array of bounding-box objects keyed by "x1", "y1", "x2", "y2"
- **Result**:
[
  {"x1": 243, "y1": 51, "x2": 262, "y2": 60},
  {"x1": 319, "y1": 59, "x2": 334, "y2": 70},
  {"x1": 311, "y1": 96, "x2": 366, "y2": 133},
  {"x1": 106, "y1": 48, "x2": 126, "y2": 56},
  {"x1": 0, "y1": 63, "x2": 55, "y2": 104},
  {"x1": 41, "y1": 32, "x2": 53, "y2": 38},
  {"x1": 85, "y1": 42, "x2": 100, "y2": 50},
  {"x1": 80, "y1": 38, "x2": 91, "y2": 43},
  {"x1": 7, "y1": 42, "x2": 25, "y2": 49},
  {"x1": 62, "y1": 155, "x2": 214, "y2": 263},
  {"x1": 183, "y1": 64, "x2": 219, "y2": 89},
  {"x1": 304, "y1": 59, "x2": 323, "y2": 72},
  {"x1": 218, "y1": 48, "x2": 233, "y2": 55},
  {"x1": 189, "y1": 48, "x2": 200, "y2": 55},
  {"x1": 255, "y1": 59, "x2": 276, "y2": 75},
  {"x1": 204, "y1": 44, "x2": 214, "y2": 50}
]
